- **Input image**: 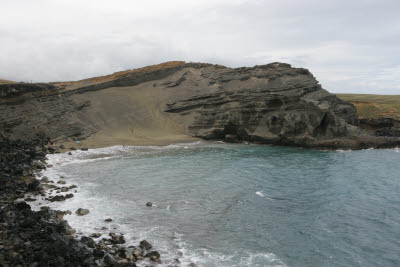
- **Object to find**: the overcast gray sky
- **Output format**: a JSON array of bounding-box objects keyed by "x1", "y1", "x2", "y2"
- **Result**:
[{"x1": 0, "y1": 0, "x2": 399, "y2": 94}]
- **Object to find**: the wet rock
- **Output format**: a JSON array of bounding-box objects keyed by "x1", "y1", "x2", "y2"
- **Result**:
[
  {"x1": 224, "y1": 134, "x2": 239, "y2": 143},
  {"x1": 60, "y1": 144, "x2": 65, "y2": 149},
  {"x1": 24, "y1": 197, "x2": 36, "y2": 202},
  {"x1": 40, "y1": 176, "x2": 50, "y2": 183},
  {"x1": 27, "y1": 179, "x2": 41, "y2": 191},
  {"x1": 61, "y1": 187, "x2": 69, "y2": 192},
  {"x1": 133, "y1": 249, "x2": 143, "y2": 260},
  {"x1": 145, "y1": 251, "x2": 161, "y2": 262},
  {"x1": 123, "y1": 251, "x2": 134, "y2": 261},
  {"x1": 146, "y1": 202, "x2": 153, "y2": 207},
  {"x1": 187, "y1": 263, "x2": 198, "y2": 267},
  {"x1": 57, "y1": 180, "x2": 66, "y2": 184},
  {"x1": 47, "y1": 195, "x2": 67, "y2": 202},
  {"x1": 139, "y1": 240, "x2": 152, "y2": 251},
  {"x1": 75, "y1": 208, "x2": 90, "y2": 216},
  {"x1": 104, "y1": 254, "x2": 116, "y2": 265},
  {"x1": 93, "y1": 248, "x2": 105, "y2": 258},
  {"x1": 105, "y1": 218, "x2": 113, "y2": 222},
  {"x1": 90, "y1": 233, "x2": 101, "y2": 238},
  {"x1": 95, "y1": 259, "x2": 104, "y2": 266},
  {"x1": 81, "y1": 147, "x2": 89, "y2": 151},
  {"x1": 81, "y1": 236, "x2": 96, "y2": 248},
  {"x1": 109, "y1": 233, "x2": 125, "y2": 244},
  {"x1": 68, "y1": 152, "x2": 72, "y2": 155},
  {"x1": 69, "y1": 184, "x2": 78, "y2": 189},
  {"x1": 65, "y1": 193, "x2": 74, "y2": 199}
]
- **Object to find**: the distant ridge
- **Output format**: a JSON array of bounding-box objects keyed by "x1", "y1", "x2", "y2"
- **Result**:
[
  {"x1": 55, "y1": 61, "x2": 187, "y2": 84},
  {"x1": 0, "y1": 78, "x2": 16, "y2": 85}
]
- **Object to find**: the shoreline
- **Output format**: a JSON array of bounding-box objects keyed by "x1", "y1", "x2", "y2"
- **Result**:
[
  {"x1": 0, "y1": 134, "x2": 167, "y2": 266},
  {"x1": 54, "y1": 132, "x2": 202, "y2": 152},
  {"x1": 51, "y1": 134, "x2": 400, "y2": 154}
]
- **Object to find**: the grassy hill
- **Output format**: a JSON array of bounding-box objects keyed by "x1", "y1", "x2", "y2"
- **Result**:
[
  {"x1": 0, "y1": 78, "x2": 16, "y2": 85},
  {"x1": 337, "y1": 94, "x2": 400, "y2": 120}
]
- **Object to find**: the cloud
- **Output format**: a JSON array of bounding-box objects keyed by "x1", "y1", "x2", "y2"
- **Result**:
[{"x1": 0, "y1": 0, "x2": 399, "y2": 94}]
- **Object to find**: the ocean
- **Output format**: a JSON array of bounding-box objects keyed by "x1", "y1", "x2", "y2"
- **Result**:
[{"x1": 33, "y1": 141, "x2": 400, "y2": 266}]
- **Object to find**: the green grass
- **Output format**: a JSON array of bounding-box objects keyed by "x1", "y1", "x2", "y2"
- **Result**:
[{"x1": 336, "y1": 94, "x2": 400, "y2": 120}]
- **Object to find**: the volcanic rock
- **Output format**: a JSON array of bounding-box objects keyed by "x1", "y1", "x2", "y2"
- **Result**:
[
  {"x1": 75, "y1": 208, "x2": 90, "y2": 216},
  {"x1": 139, "y1": 240, "x2": 152, "y2": 251}
]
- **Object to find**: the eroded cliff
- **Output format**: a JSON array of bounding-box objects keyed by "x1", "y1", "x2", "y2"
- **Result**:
[{"x1": 0, "y1": 61, "x2": 399, "y2": 149}]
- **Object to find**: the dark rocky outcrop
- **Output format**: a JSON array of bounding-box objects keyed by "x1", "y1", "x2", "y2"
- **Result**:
[
  {"x1": 164, "y1": 62, "x2": 361, "y2": 147},
  {"x1": 0, "y1": 83, "x2": 55, "y2": 98},
  {"x1": 0, "y1": 134, "x2": 160, "y2": 266},
  {"x1": 360, "y1": 118, "x2": 400, "y2": 137}
]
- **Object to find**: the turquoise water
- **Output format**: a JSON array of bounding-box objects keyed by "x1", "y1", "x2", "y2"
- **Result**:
[{"x1": 41, "y1": 142, "x2": 400, "y2": 266}]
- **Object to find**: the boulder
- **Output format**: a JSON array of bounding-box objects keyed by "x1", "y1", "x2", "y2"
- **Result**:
[
  {"x1": 109, "y1": 233, "x2": 125, "y2": 244},
  {"x1": 139, "y1": 240, "x2": 152, "y2": 251},
  {"x1": 90, "y1": 233, "x2": 101, "y2": 238},
  {"x1": 40, "y1": 176, "x2": 50, "y2": 183},
  {"x1": 145, "y1": 251, "x2": 161, "y2": 262},
  {"x1": 80, "y1": 236, "x2": 96, "y2": 248},
  {"x1": 75, "y1": 208, "x2": 90, "y2": 216}
]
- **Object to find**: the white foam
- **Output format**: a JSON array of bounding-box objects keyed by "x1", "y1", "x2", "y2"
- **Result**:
[{"x1": 256, "y1": 191, "x2": 266, "y2": 197}]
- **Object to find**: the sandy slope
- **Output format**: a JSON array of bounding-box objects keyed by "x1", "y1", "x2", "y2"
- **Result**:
[{"x1": 55, "y1": 68, "x2": 203, "y2": 149}]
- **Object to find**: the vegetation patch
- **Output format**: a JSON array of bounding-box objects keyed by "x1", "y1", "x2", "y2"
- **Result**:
[{"x1": 337, "y1": 94, "x2": 400, "y2": 120}]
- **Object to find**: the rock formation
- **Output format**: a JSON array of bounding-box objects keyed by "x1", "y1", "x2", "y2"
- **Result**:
[{"x1": 0, "y1": 61, "x2": 399, "y2": 149}]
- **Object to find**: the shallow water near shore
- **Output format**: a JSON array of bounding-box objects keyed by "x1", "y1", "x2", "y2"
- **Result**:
[{"x1": 34, "y1": 142, "x2": 400, "y2": 266}]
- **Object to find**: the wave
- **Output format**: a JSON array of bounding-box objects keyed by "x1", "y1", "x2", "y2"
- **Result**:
[{"x1": 46, "y1": 141, "x2": 205, "y2": 167}]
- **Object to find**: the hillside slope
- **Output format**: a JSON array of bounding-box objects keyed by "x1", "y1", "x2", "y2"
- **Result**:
[{"x1": 0, "y1": 78, "x2": 16, "y2": 85}]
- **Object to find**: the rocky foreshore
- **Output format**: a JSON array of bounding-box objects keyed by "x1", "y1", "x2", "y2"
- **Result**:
[{"x1": 0, "y1": 134, "x2": 163, "y2": 267}]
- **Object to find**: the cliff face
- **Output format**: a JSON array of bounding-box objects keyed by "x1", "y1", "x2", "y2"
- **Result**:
[
  {"x1": 163, "y1": 62, "x2": 360, "y2": 145},
  {"x1": 0, "y1": 61, "x2": 398, "y2": 149}
]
